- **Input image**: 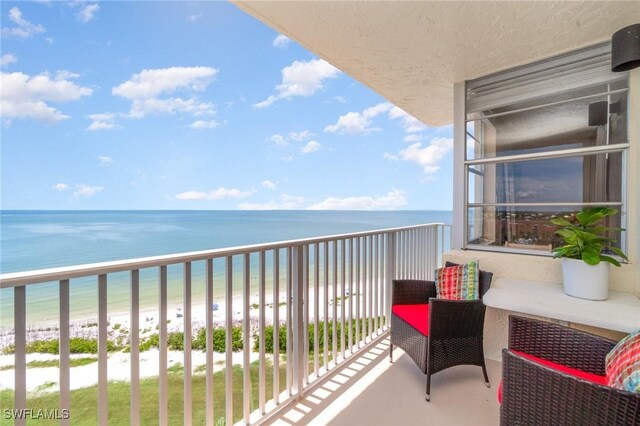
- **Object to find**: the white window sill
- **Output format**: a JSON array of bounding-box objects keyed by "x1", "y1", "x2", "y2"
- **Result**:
[{"x1": 483, "y1": 278, "x2": 640, "y2": 333}]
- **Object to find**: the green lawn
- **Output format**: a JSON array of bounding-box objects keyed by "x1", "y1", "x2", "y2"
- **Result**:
[{"x1": 0, "y1": 361, "x2": 286, "y2": 426}]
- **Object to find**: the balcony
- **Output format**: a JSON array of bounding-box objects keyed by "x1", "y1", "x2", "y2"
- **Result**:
[
  {"x1": 266, "y1": 337, "x2": 500, "y2": 425},
  {"x1": 0, "y1": 223, "x2": 503, "y2": 425}
]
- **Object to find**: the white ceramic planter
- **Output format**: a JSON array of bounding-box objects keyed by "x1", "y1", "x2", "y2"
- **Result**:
[{"x1": 561, "y1": 258, "x2": 609, "y2": 301}]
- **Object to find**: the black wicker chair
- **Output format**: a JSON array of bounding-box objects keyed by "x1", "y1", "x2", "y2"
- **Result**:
[
  {"x1": 390, "y1": 262, "x2": 493, "y2": 401},
  {"x1": 501, "y1": 315, "x2": 640, "y2": 425}
]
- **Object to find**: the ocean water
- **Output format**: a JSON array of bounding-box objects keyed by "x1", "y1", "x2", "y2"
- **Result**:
[{"x1": 0, "y1": 210, "x2": 451, "y2": 326}]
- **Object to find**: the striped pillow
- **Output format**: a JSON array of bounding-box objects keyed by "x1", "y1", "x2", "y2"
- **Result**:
[
  {"x1": 606, "y1": 329, "x2": 640, "y2": 393},
  {"x1": 434, "y1": 260, "x2": 479, "y2": 300}
]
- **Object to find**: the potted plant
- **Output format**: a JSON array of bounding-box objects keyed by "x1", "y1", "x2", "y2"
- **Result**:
[{"x1": 551, "y1": 207, "x2": 627, "y2": 300}]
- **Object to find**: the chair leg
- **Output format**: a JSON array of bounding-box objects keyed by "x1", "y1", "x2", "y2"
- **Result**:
[
  {"x1": 426, "y1": 339, "x2": 431, "y2": 401},
  {"x1": 425, "y1": 373, "x2": 431, "y2": 401},
  {"x1": 389, "y1": 341, "x2": 393, "y2": 363},
  {"x1": 481, "y1": 361, "x2": 490, "y2": 388}
]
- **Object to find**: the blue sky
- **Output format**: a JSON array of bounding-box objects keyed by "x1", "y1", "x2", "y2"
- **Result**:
[{"x1": 1, "y1": 1, "x2": 454, "y2": 211}]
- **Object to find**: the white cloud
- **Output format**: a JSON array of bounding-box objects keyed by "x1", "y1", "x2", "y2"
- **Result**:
[
  {"x1": 333, "y1": 96, "x2": 347, "y2": 103},
  {"x1": 272, "y1": 34, "x2": 290, "y2": 48},
  {"x1": 52, "y1": 183, "x2": 68, "y2": 191},
  {"x1": 281, "y1": 194, "x2": 304, "y2": 205},
  {"x1": 175, "y1": 191, "x2": 207, "y2": 200},
  {"x1": 388, "y1": 106, "x2": 427, "y2": 133},
  {"x1": 403, "y1": 134, "x2": 424, "y2": 143},
  {"x1": 307, "y1": 188, "x2": 407, "y2": 210},
  {"x1": 113, "y1": 67, "x2": 217, "y2": 100},
  {"x1": 267, "y1": 130, "x2": 314, "y2": 150},
  {"x1": 54, "y1": 70, "x2": 80, "y2": 80},
  {"x1": 187, "y1": 13, "x2": 202, "y2": 22},
  {"x1": 300, "y1": 140, "x2": 321, "y2": 154},
  {"x1": 254, "y1": 59, "x2": 340, "y2": 108},
  {"x1": 324, "y1": 102, "x2": 392, "y2": 135},
  {"x1": 98, "y1": 156, "x2": 113, "y2": 166},
  {"x1": 175, "y1": 187, "x2": 255, "y2": 201},
  {"x1": 324, "y1": 103, "x2": 429, "y2": 137},
  {"x1": 288, "y1": 130, "x2": 312, "y2": 142},
  {"x1": 267, "y1": 133, "x2": 288, "y2": 148},
  {"x1": 238, "y1": 194, "x2": 305, "y2": 210},
  {"x1": 281, "y1": 155, "x2": 294, "y2": 162},
  {"x1": 112, "y1": 66, "x2": 218, "y2": 119},
  {"x1": 254, "y1": 96, "x2": 278, "y2": 109},
  {"x1": 1, "y1": 71, "x2": 93, "y2": 124},
  {"x1": 45, "y1": 37, "x2": 53, "y2": 44},
  {"x1": 87, "y1": 113, "x2": 119, "y2": 131},
  {"x1": 261, "y1": 180, "x2": 277, "y2": 190},
  {"x1": 384, "y1": 137, "x2": 453, "y2": 174},
  {"x1": 1, "y1": 7, "x2": 45, "y2": 39},
  {"x1": 128, "y1": 97, "x2": 216, "y2": 119},
  {"x1": 73, "y1": 184, "x2": 104, "y2": 198},
  {"x1": 1, "y1": 54, "x2": 17, "y2": 68},
  {"x1": 365, "y1": 103, "x2": 394, "y2": 117},
  {"x1": 76, "y1": 4, "x2": 99, "y2": 23},
  {"x1": 190, "y1": 119, "x2": 218, "y2": 129}
]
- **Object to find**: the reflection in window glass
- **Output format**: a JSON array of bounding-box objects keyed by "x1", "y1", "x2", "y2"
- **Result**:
[
  {"x1": 464, "y1": 44, "x2": 628, "y2": 253},
  {"x1": 467, "y1": 207, "x2": 622, "y2": 252},
  {"x1": 465, "y1": 92, "x2": 628, "y2": 160}
]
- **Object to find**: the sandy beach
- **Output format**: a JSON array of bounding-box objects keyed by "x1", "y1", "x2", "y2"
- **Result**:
[{"x1": 0, "y1": 289, "x2": 367, "y2": 393}]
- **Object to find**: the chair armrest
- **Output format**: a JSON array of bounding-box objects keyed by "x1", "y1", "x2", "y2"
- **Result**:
[
  {"x1": 501, "y1": 348, "x2": 640, "y2": 425},
  {"x1": 428, "y1": 298, "x2": 486, "y2": 339},
  {"x1": 508, "y1": 315, "x2": 616, "y2": 375},
  {"x1": 392, "y1": 279, "x2": 436, "y2": 305}
]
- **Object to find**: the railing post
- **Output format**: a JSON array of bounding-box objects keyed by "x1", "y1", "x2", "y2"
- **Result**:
[
  {"x1": 98, "y1": 274, "x2": 108, "y2": 426},
  {"x1": 224, "y1": 256, "x2": 233, "y2": 426},
  {"x1": 130, "y1": 270, "x2": 140, "y2": 426},
  {"x1": 385, "y1": 232, "x2": 395, "y2": 327},
  {"x1": 205, "y1": 259, "x2": 214, "y2": 426},
  {"x1": 59, "y1": 279, "x2": 70, "y2": 426},
  {"x1": 292, "y1": 245, "x2": 304, "y2": 399},
  {"x1": 159, "y1": 266, "x2": 168, "y2": 426},
  {"x1": 183, "y1": 262, "x2": 192, "y2": 426},
  {"x1": 243, "y1": 253, "x2": 251, "y2": 425},
  {"x1": 14, "y1": 286, "x2": 26, "y2": 426},
  {"x1": 433, "y1": 225, "x2": 440, "y2": 279}
]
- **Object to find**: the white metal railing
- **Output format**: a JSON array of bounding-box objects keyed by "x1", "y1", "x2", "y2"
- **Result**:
[{"x1": 0, "y1": 223, "x2": 450, "y2": 426}]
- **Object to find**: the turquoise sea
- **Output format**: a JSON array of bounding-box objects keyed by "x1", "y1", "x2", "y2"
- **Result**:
[{"x1": 0, "y1": 210, "x2": 451, "y2": 326}]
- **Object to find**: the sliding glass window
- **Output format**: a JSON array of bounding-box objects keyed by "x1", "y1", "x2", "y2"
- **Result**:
[{"x1": 464, "y1": 43, "x2": 629, "y2": 254}]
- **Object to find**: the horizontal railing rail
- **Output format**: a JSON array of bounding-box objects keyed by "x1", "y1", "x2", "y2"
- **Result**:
[{"x1": 2, "y1": 222, "x2": 450, "y2": 426}]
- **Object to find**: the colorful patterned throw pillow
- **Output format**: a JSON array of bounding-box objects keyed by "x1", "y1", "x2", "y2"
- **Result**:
[
  {"x1": 606, "y1": 329, "x2": 640, "y2": 393},
  {"x1": 434, "y1": 260, "x2": 480, "y2": 300}
]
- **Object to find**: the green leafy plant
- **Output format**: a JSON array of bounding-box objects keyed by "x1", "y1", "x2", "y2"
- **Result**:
[
  {"x1": 192, "y1": 326, "x2": 243, "y2": 352},
  {"x1": 551, "y1": 207, "x2": 627, "y2": 266}
]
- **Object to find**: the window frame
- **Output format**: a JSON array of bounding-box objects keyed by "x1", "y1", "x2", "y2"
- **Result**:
[{"x1": 461, "y1": 43, "x2": 630, "y2": 256}]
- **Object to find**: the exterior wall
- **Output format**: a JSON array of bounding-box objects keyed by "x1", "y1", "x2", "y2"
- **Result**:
[{"x1": 449, "y1": 68, "x2": 640, "y2": 362}]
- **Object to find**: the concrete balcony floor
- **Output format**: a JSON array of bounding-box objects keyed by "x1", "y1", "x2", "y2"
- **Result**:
[{"x1": 271, "y1": 336, "x2": 501, "y2": 425}]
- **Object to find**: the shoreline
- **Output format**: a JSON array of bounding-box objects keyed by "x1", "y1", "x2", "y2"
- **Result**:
[
  {"x1": 0, "y1": 288, "x2": 363, "y2": 350},
  {"x1": 0, "y1": 290, "x2": 367, "y2": 393},
  {"x1": 0, "y1": 263, "x2": 351, "y2": 328}
]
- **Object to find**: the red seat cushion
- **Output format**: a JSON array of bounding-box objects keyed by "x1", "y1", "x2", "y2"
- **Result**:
[
  {"x1": 497, "y1": 350, "x2": 607, "y2": 403},
  {"x1": 392, "y1": 304, "x2": 429, "y2": 336}
]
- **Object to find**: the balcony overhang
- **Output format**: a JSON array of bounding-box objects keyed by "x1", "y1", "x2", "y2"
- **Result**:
[{"x1": 233, "y1": 1, "x2": 639, "y2": 126}]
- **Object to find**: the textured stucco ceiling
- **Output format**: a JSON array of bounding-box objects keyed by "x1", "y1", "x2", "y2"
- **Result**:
[{"x1": 233, "y1": 1, "x2": 639, "y2": 126}]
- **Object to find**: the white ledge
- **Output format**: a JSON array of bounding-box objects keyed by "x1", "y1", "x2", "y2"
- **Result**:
[{"x1": 484, "y1": 278, "x2": 640, "y2": 333}]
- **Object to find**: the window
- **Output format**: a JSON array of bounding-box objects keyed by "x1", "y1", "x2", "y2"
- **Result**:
[{"x1": 464, "y1": 43, "x2": 629, "y2": 253}]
